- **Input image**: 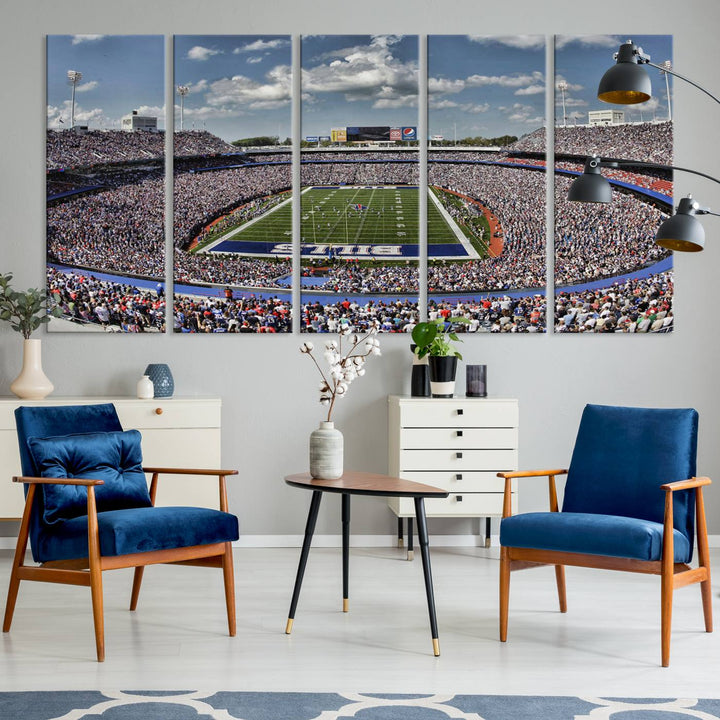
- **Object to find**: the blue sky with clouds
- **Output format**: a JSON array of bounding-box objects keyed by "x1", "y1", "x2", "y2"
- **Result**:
[
  {"x1": 555, "y1": 35, "x2": 673, "y2": 125},
  {"x1": 174, "y1": 35, "x2": 291, "y2": 141},
  {"x1": 47, "y1": 35, "x2": 164, "y2": 130},
  {"x1": 301, "y1": 35, "x2": 419, "y2": 136},
  {"x1": 429, "y1": 35, "x2": 546, "y2": 141}
]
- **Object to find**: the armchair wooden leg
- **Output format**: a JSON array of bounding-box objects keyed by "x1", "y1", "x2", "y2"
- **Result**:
[
  {"x1": 222, "y1": 542, "x2": 236, "y2": 637},
  {"x1": 87, "y1": 488, "x2": 105, "y2": 662},
  {"x1": 660, "y1": 566, "x2": 672, "y2": 668},
  {"x1": 3, "y1": 484, "x2": 35, "y2": 633},
  {"x1": 130, "y1": 567, "x2": 144, "y2": 611},
  {"x1": 499, "y1": 546, "x2": 510, "y2": 642},
  {"x1": 555, "y1": 565, "x2": 567, "y2": 613},
  {"x1": 696, "y1": 487, "x2": 713, "y2": 633}
]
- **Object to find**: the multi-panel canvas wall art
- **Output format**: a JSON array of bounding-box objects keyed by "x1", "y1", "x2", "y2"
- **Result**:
[
  {"x1": 173, "y1": 35, "x2": 292, "y2": 333},
  {"x1": 554, "y1": 35, "x2": 673, "y2": 333},
  {"x1": 300, "y1": 35, "x2": 420, "y2": 333},
  {"x1": 428, "y1": 35, "x2": 547, "y2": 333},
  {"x1": 46, "y1": 35, "x2": 165, "y2": 332},
  {"x1": 43, "y1": 34, "x2": 677, "y2": 336}
]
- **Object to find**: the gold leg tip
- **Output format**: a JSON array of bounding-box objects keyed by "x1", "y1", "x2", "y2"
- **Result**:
[
  {"x1": 407, "y1": 550, "x2": 414, "y2": 561},
  {"x1": 398, "y1": 539, "x2": 404, "y2": 548},
  {"x1": 285, "y1": 618, "x2": 294, "y2": 634},
  {"x1": 432, "y1": 638, "x2": 440, "y2": 656},
  {"x1": 343, "y1": 598, "x2": 349, "y2": 613}
]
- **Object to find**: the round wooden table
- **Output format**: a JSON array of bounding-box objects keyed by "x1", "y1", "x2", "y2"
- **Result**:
[{"x1": 284, "y1": 470, "x2": 449, "y2": 656}]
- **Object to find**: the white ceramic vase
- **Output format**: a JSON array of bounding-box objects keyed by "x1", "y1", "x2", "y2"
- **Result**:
[
  {"x1": 136, "y1": 375, "x2": 154, "y2": 399},
  {"x1": 10, "y1": 338, "x2": 54, "y2": 400},
  {"x1": 309, "y1": 421, "x2": 344, "y2": 480}
]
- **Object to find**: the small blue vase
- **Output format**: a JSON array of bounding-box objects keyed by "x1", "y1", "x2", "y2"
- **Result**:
[{"x1": 144, "y1": 363, "x2": 174, "y2": 398}]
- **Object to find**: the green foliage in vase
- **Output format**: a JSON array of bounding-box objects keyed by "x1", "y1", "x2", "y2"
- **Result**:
[{"x1": 0, "y1": 273, "x2": 62, "y2": 339}]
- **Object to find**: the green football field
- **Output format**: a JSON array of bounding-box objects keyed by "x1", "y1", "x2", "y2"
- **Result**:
[{"x1": 200, "y1": 186, "x2": 482, "y2": 254}]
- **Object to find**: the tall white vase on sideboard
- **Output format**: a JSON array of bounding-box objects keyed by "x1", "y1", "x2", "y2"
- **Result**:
[{"x1": 10, "y1": 338, "x2": 54, "y2": 400}]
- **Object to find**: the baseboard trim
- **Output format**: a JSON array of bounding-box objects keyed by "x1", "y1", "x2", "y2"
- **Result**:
[{"x1": 2, "y1": 534, "x2": 720, "y2": 550}]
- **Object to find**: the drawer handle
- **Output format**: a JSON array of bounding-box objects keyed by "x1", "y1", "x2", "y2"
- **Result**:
[
  {"x1": 456, "y1": 452, "x2": 463, "y2": 459},
  {"x1": 455, "y1": 495, "x2": 463, "y2": 502},
  {"x1": 456, "y1": 473, "x2": 463, "y2": 481},
  {"x1": 155, "y1": 407, "x2": 163, "y2": 415},
  {"x1": 457, "y1": 408, "x2": 464, "y2": 416},
  {"x1": 456, "y1": 430, "x2": 463, "y2": 437}
]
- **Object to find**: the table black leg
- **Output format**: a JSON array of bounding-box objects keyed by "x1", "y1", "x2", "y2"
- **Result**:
[
  {"x1": 342, "y1": 493, "x2": 350, "y2": 612},
  {"x1": 397, "y1": 517, "x2": 404, "y2": 548},
  {"x1": 414, "y1": 496, "x2": 440, "y2": 656},
  {"x1": 286, "y1": 490, "x2": 323, "y2": 634},
  {"x1": 407, "y1": 517, "x2": 414, "y2": 561}
]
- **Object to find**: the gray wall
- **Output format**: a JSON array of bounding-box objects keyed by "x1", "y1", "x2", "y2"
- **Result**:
[{"x1": 1, "y1": 0, "x2": 719, "y2": 538}]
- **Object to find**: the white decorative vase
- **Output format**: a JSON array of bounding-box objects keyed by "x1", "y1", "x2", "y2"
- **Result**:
[
  {"x1": 309, "y1": 421, "x2": 344, "y2": 480},
  {"x1": 136, "y1": 374, "x2": 154, "y2": 399},
  {"x1": 10, "y1": 338, "x2": 54, "y2": 400}
]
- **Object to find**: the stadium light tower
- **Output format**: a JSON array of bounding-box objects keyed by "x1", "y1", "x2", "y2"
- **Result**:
[
  {"x1": 557, "y1": 81, "x2": 568, "y2": 127},
  {"x1": 661, "y1": 60, "x2": 673, "y2": 121},
  {"x1": 67, "y1": 70, "x2": 82, "y2": 129},
  {"x1": 177, "y1": 85, "x2": 189, "y2": 131}
]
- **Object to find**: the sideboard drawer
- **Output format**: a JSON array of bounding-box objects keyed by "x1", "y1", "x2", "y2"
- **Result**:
[
  {"x1": 398, "y1": 399, "x2": 518, "y2": 429},
  {"x1": 390, "y1": 492, "x2": 513, "y2": 517},
  {"x1": 396, "y1": 470, "x2": 506, "y2": 493},
  {"x1": 114, "y1": 399, "x2": 220, "y2": 430}
]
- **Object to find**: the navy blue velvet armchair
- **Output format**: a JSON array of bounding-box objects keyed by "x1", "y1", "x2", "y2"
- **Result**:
[
  {"x1": 3, "y1": 403, "x2": 239, "y2": 661},
  {"x1": 498, "y1": 404, "x2": 712, "y2": 666}
]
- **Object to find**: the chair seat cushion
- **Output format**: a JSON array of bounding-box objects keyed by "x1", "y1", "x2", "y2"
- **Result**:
[
  {"x1": 28, "y1": 430, "x2": 152, "y2": 524},
  {"x1": 500, "y1": 512, "x2": 691, "y2": 563},
  {"x1": 34, "y1": 506, "x2": 239, "y2": 563}
]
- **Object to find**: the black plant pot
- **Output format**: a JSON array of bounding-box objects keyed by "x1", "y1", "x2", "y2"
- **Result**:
[{"x1": 428, "y1": 355, "x2": 458, "y2": 398}]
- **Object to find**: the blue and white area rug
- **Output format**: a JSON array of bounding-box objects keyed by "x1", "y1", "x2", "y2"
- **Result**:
[{"x1": 2, "y1": 691, "x2": 720, "y2": 720}]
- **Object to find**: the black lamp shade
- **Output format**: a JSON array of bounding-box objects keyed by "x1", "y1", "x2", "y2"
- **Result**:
[
  {"x1": 567, "y1": 171, "x2": 612, "y2": 203},
  {"x1": 598, "y1": 42, "x2": 652, "y2": 105},
  {"x1": 655, "y1": 213, "x2": 706, "y2": 252}
]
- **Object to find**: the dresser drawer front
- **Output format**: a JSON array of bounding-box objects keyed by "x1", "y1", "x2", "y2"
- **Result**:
[
  {"x1": 401, "y1": 427, "x2": 516, "y2": 450},
  {"x1": 398, "y1": 400, "x2": 518, "y2": 429},
  {"x1": 114, "y1": 399, "x2": 220, "y2": 430},
  {"x1": 399, "y1": 448, "x2": 517, "y2": 472},
  {"x1": 391, "y1": 492, "x2": 511, "y2": 517},
  {"x1": 397, "y1": 470, "x2": 505, "y2": 493}
]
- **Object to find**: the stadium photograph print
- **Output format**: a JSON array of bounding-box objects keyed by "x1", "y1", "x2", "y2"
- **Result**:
[
  {"x1": 553, "y1": 34, "x2": 674, "y2": 334},
  {"x1": 173, "y1": 35, "x2": 292, "y2": 334},
  {"x1": 427, "y1": 35, "x2": 547, "y2": 334},
  {"x1": 46, "y1": 35, "x2": 166, "y2": 333},
  {"x1": 300, "y1": 35, "x2": 420, "y2": 334}
]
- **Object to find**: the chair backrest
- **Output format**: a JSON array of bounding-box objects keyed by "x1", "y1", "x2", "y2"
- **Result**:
[
  {"x1": 562, "y1": 404, "x2": 698, "y2": 547},
  {"x1": 15, "y1": 403, "x2": 125, "y2": 560}
]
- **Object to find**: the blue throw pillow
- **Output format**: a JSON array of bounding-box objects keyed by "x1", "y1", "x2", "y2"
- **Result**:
[{"x1": 28, "y1": 430, "x2": 152, "y2": 525}]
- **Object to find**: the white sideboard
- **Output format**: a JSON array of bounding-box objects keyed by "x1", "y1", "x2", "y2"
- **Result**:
[
  {"x1": 0, "y1": 396, "x2": 222, "y2": 519},
  {"x1": 388, "y1": 395, "x2": 519, "y2": 544}
]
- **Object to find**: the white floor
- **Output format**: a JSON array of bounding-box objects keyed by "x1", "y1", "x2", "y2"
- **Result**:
[{"x1": 0, "y1": 546, "x2": 718, "y2": 698}]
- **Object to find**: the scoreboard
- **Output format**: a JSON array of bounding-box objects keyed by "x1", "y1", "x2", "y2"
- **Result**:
[{"x1": 329, "y1": 126, "x2": 417, "y2": 142}]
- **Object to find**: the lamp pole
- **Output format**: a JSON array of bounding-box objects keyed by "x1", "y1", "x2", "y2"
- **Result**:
[
  {"x1": 67, "y1": 70, "x2": 82, "y2": 129},
  {"x1": 177, "y1": 85, "x2": 189, "y2": 131},
  {"x1": 557, "y1": 81, "x2": 568, "y2": 127}
]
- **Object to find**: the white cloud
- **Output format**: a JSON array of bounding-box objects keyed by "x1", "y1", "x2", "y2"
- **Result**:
[
  {"x1": 187, "y1": 46, "x2": 222, "y2": 61},
  {"x1": 429, "y1": 98, "x2": 460, "y2": 110},
  {"x1": 465, "y1": 70, "x2": 544, "y2": 89},
  {"x1": 468, "y1": 35, "x2": 545, "y2": 50},
  {"x1": 428, "y1": 77, "x2": 465, "y2": 95},
  {"x1": 71, "y1": 35, "x2": 105, "y2": 45},
  {"x1": 246, "y1": 56, "x2": 263, "y2": 64},
  {"x1": 302, "y1": 36, "x2": 417, "y2": 104},
  {"x1": 234, "y1": 38, "x2": 290, "y2": 54},
  {"x1": 76, "y1": 81, "x2": 98, "y2": 93},
  {"x1": 462, "y1": 102, "x2": 491, "y2": 114},
  {"x1": 515, "y1": 84, "x2": 545, "y2": 96},
  {"x1": 555, "y1": 35, "x2": 621, "y2": 50}
]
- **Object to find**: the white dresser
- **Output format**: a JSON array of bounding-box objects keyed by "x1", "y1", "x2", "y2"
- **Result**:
[
  {"x1": 0, "y1": 396, "x2": 222, "y2": 519},
  {"x1": 388, "y1": 395, "x2": 519, "y2": 549}
]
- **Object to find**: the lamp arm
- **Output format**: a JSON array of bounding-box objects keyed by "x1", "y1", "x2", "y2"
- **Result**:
[
  {"x1": 645, "y1": 60, "x2": 720, "y2": 106},
  {"x1": 600, "y1": 158, "x2": 720, "y2": 188}
]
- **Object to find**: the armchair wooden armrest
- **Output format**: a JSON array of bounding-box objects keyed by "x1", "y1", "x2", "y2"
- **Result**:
[
  {"x1": 497, "y1": 469, "x2": 569, "y2": 518},
  {"x1": 13, "y1": 475, "x2": 104, "y2": 486},
  {"x1": 661, "y1": 476, "x2": 712, "y2": 492},
  {"x1": 142, "y1": 468, "x2": 238, "y2": 512}
]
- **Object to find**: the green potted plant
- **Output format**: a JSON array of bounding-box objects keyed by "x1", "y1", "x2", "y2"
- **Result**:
[
  {"x1": 0, "y1": 272, "x2": 61, "y2": 399},
  {"x1": 411, "y1": 318, "x2": 470, "y2": 397}
]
